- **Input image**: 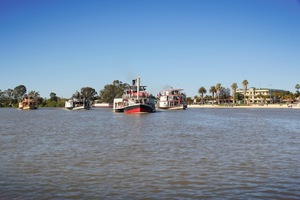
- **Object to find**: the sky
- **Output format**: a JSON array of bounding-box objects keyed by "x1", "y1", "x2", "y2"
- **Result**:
[{"x1": 1, "y1": 0, "x2": 300, "y2": 98}]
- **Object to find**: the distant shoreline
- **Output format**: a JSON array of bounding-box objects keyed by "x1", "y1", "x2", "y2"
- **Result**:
[{"x1": 188, "y1": 104, "x2": 300, "y2": 109}]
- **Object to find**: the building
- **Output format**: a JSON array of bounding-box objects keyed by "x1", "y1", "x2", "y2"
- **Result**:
[{"x1": 236, "y1": 87, "x2": 288, "y2": 104}]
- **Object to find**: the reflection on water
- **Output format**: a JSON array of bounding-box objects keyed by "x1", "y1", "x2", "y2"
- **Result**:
[{"x1": 0, "y1": 108, "x2": 300, "y2": 199}]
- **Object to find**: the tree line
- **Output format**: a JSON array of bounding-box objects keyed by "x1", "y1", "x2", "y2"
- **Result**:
[
  {"x1": 0, "y1": 84, "x2": 65, "y2": 107},
  {"x1": 0, "y1": 80, "x2": 129, "y2": 108},
  {"x1": 1, "y1": 81, "x2": 300, "y2": 107},
  {"x1": 196, "y1": 80, "x2": 300, "y2": 105}
]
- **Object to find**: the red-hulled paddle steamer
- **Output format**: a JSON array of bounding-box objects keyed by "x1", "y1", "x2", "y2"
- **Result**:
[{"x1": 113, "y1": 77, "x2": 156, "y2": 114}]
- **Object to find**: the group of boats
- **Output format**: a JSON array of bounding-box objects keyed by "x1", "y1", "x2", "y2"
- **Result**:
[
  {"x1": 62, "y1": 77, "x2": 187, "y2": 113},
  {"x1": 113, "y1": 77, "x2": 187, "y2": 113},
  {"x1": 18, "y1": 77, "x2": 187, "y2": 113}
]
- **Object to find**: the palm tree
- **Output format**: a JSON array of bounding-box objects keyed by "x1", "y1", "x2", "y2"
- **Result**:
[
  {"x1": 198, "y1": 87, "x2": 207, "y2": 104},
  {"x1": 283, "y1": 92, "x2": 295, "y2": 104},
  {"x1": 295, "y1": 84, "x2": 300, "y2": 93},
  {"x1": 209, "y1": 86, "x2": 216, "y2": 105},
  {"x1": 242, "y1": 80, "x2": 249, "y2": 104},
  {"x1": 216, "y1": 83, "x2": 221, "y2": 104},
  {"x1": 231, "y1": 83, "x2": 238, "y2": 104}
]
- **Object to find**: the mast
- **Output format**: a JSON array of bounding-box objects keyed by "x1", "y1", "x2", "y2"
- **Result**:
[{"x1": 137, "y1": 77, "x2": 140, "y2": 100}]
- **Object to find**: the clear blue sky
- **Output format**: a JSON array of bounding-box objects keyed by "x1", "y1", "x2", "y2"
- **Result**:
[{"x1": 1, "y1": 0, "x2": 300, "y2": 98}]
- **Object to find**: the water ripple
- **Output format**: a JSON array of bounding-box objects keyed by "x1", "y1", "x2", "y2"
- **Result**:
[{"x1": 0, "y1": 108, "x2": 300, "y2": 199}]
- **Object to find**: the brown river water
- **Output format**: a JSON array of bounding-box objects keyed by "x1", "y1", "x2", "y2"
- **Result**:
[{"x1": 0, "y1": 108, "x2": 299, "y2": 199}]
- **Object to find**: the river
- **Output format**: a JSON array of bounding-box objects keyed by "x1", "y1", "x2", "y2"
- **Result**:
[{"x1": 0, "y1": 108, "x2": 299, "y2": 199}]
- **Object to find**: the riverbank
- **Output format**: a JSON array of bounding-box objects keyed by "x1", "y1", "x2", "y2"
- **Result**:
[{"x1": 188, "y1": 104, "x2": 300, "y2": 109}]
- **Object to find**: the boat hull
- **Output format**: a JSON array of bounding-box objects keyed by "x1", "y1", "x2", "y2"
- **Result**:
[
  {"x1": 157, "y1": 106, "x2": 187, "y2": 110},
  {"x1": 114, "y1": 107, "x2": 125, "y2": 112},
  {"x1": 124, "y1": 104, "x2": 155, "y2": 114},
  {"x1": 72, "y1": 106, "x2": 90, "y2": 110},
  {"x1": 21, "y1": 105, "x2": 37, "y2": 110},
  {"x1": 66, "y1": 105, "x2": 90, "y2": 110},
  {"x1": 65, "y1": 99, "x2": 91, "y2": 110},
  {"x1": 157, "y1": 104, "x2": 187, "y2": 110},
  {"x1": 93, "y1": 103, "x2": 113, "y2": 108}
]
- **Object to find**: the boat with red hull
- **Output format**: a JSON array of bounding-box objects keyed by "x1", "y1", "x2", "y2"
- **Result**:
[
  {"x1": 113, "y1": 77, "x2": 156, "y2": 114},
  {"x1": 124, "y1": 103, "x2": 155, "y2": 113}
]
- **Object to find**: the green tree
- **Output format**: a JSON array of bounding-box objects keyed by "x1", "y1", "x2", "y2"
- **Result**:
[
  {"x1": 209, "y1": 86, "x2": 216, "y2": 105},
  {"x1": 272, "y1": 91, "x2": 286, "y2": 103},
  {"x1": 242, "y1": 80, "x2": 249, "y2": 103},
  {"x1": 50, "y1": 92, "x2": 58, "y2": 102},
  {"x1": 295, "y1": 84, "x2": 300, "y2": 93},
  {"x1": 28, "y1": 90, "x2": 40, "y2": 98},
  {"x1": 100, "y1": 80, "x2": 128, "y2": 103},
  {"x1": 80, "y1": 87, "x2": 97, "y2": 100},
  {"x1": 5, "y1": 89, "x2": 14, "y2": 106},
  {"x1": 186, "y1": 97, "x2": 193, "y2": 105},
  {"x1": 28, "y1": 90, "x2": 41, "y2": 104},
  {"x1": 44, "y1": 99, "x2": 56, "y2": 107},
  {"x1": 283, "y1": 91, "x2": 295, "y2": 104},
  {"x1": 219, "y1": 87, "x2": 231, "y2": 102},
  {"x1": 13, "y1": 85, "x2": 27, "y2": 102},
  {"x1": 236, "y1": 93, "x2": 244, "y2": 102},
  {"x1": 216, "y1": 83, "x2": 221, "y2": 104},
  {"x1": 0, "y1": 89, "x2": 11, "y2": 107},
  {"x1": 198, "y1": 86, "x2": 207, "y2": 104},
  {"x1": 0, "y1": 90, "x2": 3, "y2": 107},
  {"x1": 57, "y1": 98, "x2": 68, "y2": 107},
  {"x1": 231, "y1": 83, "x2": 238, "y2": 104}
]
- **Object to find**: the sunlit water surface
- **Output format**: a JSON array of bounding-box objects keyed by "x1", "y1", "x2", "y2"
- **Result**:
[{"x1": 0, "y1": 108, "x2": 299, "y2": 199}]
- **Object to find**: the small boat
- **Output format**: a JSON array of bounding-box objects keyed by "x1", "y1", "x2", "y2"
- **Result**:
[
  {"x1": 157, "y1": 88, "x2": 187, "y2": 110},
  {"x1": 18, "y1": 95, "x2": 38, "y2": 110},
  {"x1": 65, "y1": 98, "x2": 91, "y2": 110},
  {"x1": 113, "y1": 77, "x2": 156, "y2": 113},
  {"x1": 92, "y1": 100, "x2": 113, "y2": 108}
]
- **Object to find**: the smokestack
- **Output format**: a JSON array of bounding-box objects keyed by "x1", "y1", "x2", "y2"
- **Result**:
[{"x1": 137, "y1": 77, "x2": 140, "y2": 100}]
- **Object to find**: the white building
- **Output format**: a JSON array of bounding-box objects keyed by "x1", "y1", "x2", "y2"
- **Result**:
[{"x1": 236, "y1": 87, "x2": 287, "y2": 104}]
